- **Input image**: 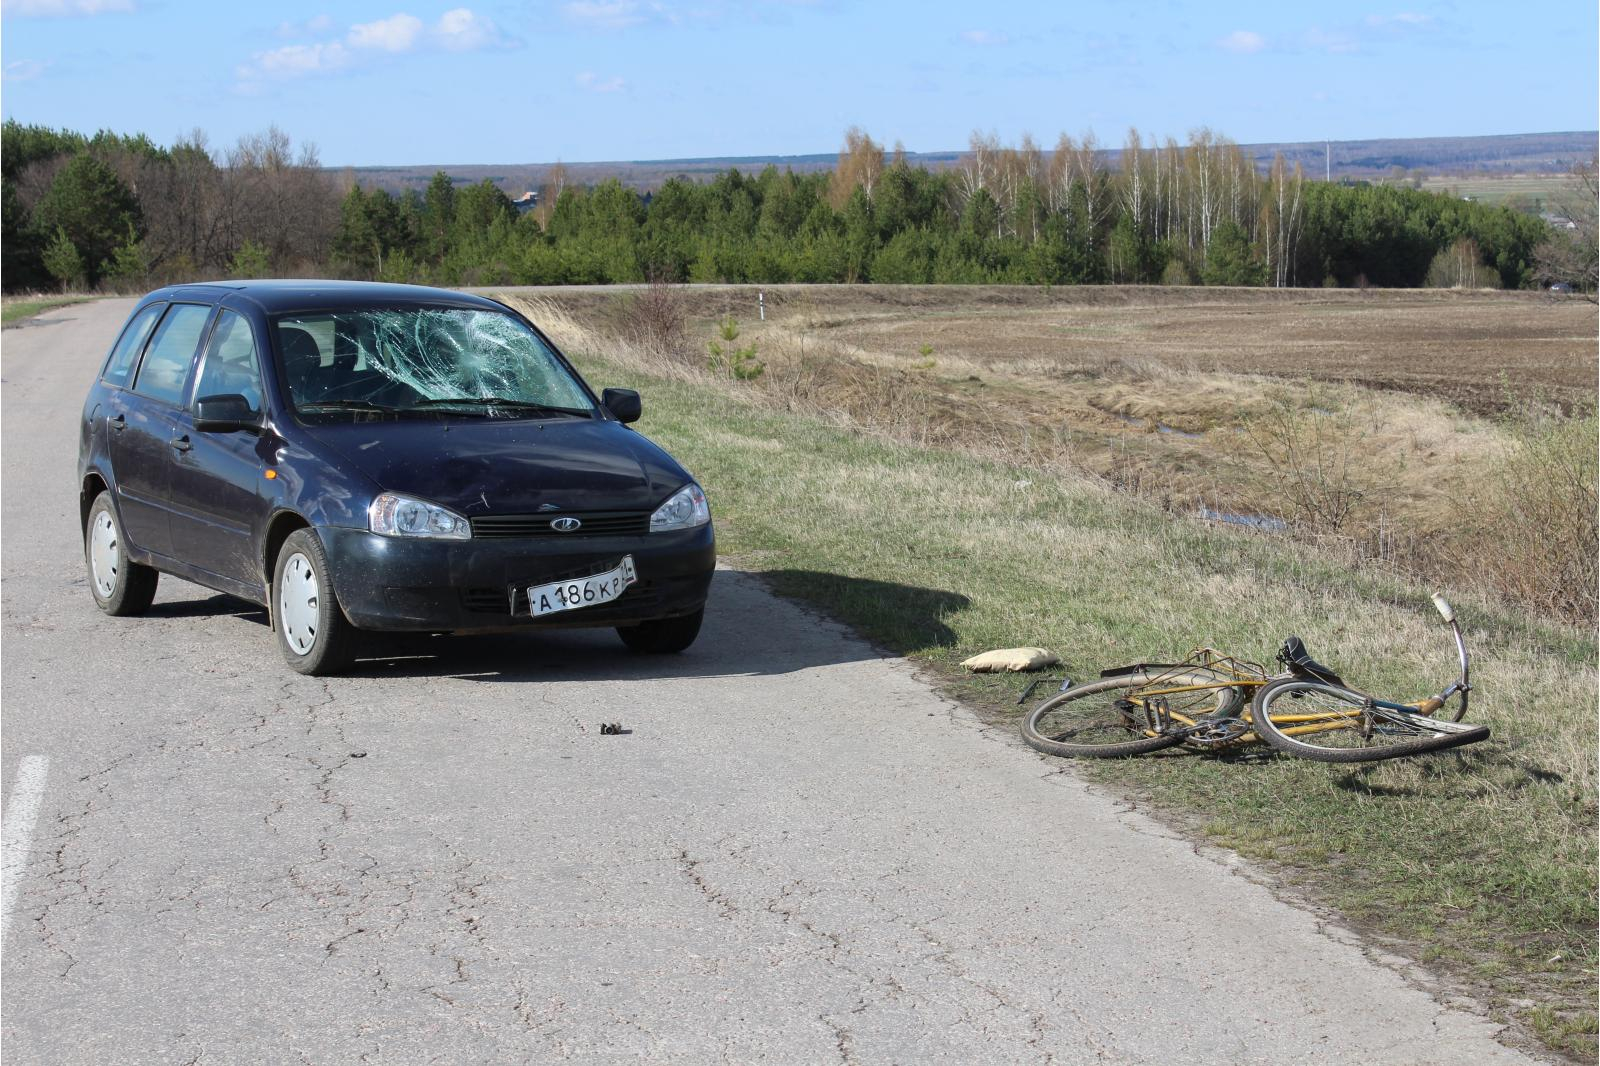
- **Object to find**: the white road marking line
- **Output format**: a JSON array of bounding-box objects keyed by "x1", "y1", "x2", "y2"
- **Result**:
[{"x1": 1, "y1": 755, "x2": 50, "y2": 954}]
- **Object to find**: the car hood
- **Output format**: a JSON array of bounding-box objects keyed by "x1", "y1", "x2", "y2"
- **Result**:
[{"x1": 299, "y1": 417, "x2": 692, "y2": 516}]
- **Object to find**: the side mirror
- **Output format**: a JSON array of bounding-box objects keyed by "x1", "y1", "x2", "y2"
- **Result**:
[
  {"x1": 194, "y1": 394, "x2": 260, "y2": 433},
  {"x1": 602, "y1": 387, "x2": 641, "y2": 424}
]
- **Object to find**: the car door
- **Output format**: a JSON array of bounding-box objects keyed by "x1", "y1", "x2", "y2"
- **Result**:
[
  {"x1": 166, "y1": 308, "x2": 272, "y2": 588},
  {"x1": 110, "y1": 302, "x2": 216, "y2": 560}
]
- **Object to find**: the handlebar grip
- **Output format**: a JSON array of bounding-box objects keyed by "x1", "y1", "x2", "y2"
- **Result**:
[
  {"x1": 1414, "y1": 696, "x2": 1444, "y2": 716},
  {"x1": 1431, "y1": 594, "x2": 1455, "y2": 623}
]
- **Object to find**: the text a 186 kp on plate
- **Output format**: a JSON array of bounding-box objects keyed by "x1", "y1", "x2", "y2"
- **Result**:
[{"x1": 527, "y1": 556, "x2": 637, "y2": 617}]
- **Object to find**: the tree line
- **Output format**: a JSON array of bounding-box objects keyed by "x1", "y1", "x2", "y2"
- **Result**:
[{"x1": 2, "y1": 119, "x2": 1568, "y2": 294}]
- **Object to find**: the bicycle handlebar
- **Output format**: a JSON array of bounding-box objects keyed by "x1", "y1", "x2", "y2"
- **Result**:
[
  {"x1": 1427, "y1": 592, "x2": 1471, "y2": 718},
  {"x1": 1431, "y1": 593, "x2": 1456, "y2": 624}
]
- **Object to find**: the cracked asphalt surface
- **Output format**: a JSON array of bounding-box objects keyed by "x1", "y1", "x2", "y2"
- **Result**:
[{"x1": 1, "y1": 299, "x2": 1541, "y2": 1064}]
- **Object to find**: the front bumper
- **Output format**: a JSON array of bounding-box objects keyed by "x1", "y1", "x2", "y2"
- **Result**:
[{"x1": 318, "y1": 523, "x2": 715, "y2": 632}]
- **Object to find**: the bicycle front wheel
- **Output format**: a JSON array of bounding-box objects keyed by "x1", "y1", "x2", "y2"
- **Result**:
[
  {"x1": 1021, "y1": 671, "x2": 1240, "y2": 759},
  {"x1": 1249, "y1": 678, "x2": 1489, "y2": 763}
]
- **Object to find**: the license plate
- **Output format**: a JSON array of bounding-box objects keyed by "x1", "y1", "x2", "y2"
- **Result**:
[{"x1": 526, "y1": 557, "x2": 637, "y2": 617}]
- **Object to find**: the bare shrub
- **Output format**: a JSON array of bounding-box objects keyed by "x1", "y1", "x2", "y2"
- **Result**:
[
  {"x1": 1243, "y1": 398, "x2": 1377, "y2": 533},
  {"x1": 622, "y1": 276, "x2": 690, "y2": 362},
  {"x1": 1456, "y1": 412, "x2": 1598, "y2": 624},
  {"x1": 1532, "y1": 154, "x2": 1598, "y2": 298}
]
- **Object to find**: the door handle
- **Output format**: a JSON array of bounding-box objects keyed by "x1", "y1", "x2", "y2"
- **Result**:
[
  {"x1": 109, "y1": 412, "x2": 127, "y2": 432},
  {"x1": 169, "y1": 435, "x2": 192, "y2": 453}
]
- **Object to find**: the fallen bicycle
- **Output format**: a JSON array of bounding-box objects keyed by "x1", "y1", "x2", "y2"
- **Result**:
[{"x1": 1020, "y1": 595, "x2": 1488, "y2": 764}]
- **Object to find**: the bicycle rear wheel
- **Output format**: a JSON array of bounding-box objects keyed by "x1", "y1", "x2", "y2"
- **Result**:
[
  {"x1": 1021, "y1": 671, "x2": 1240, "y2": 759},
  {"x1": 1249, "y1": 678, "x2": 1489, "y2": 763}
]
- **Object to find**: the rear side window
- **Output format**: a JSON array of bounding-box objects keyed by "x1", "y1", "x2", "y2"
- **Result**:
[
  {"x1": 194, "y1": 310, "x2": 264, "y2": 414},
  {"x1": 101, "y1": 303, "x2": 165, "y2": 388},
  {"x1": 132, "y1": 304, "x2": 212, "y2": 406}
]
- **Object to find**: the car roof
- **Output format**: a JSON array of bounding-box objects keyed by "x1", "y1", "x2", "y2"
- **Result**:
[{"x1": 142, "y1": 279, "x2": 509, "y2": 315}]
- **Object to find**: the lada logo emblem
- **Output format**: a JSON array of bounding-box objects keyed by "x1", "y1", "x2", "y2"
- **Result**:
[{"x1": 550, "y1": 517, "x2": 582, "y2": 533}]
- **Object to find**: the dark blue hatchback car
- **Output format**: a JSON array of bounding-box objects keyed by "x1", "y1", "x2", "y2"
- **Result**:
[{"x1": 79, "y1": 280, "x2": 715, "y2": 674}]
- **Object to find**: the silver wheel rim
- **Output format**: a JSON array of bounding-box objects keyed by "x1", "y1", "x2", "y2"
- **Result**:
[
  {"x1": 279, "y1": 551, "x2": 320, "y2": 656},
  {"x1": 90, "y1": 510, "x2": 120, "y2": 598}
]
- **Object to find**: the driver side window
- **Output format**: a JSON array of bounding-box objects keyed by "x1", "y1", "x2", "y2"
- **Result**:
[{"x1": 194, "y1": 310, "x2": 263, "y2": 415}]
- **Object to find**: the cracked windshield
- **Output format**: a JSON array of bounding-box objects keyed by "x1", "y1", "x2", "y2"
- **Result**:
[{"x1": 274, "y1": 308, "x2": 594, "y2": 419}]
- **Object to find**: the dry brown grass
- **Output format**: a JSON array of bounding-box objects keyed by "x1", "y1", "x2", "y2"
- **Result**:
[{"x1": 501, "y1": 284, "x2": 1598, "y2": 624}]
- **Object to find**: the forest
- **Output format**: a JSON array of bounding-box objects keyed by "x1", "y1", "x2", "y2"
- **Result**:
[{"x1": 1, "y1": 120, "x2": 1577, "y2": 295}]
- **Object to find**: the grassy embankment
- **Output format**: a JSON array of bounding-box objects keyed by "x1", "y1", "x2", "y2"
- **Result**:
[
  {"x1": 504, "y1": 291, "x2": 1598, "y2": 1059},
  {"x1": 1, "y1": 294, "x2": 92, "y2": 326}
]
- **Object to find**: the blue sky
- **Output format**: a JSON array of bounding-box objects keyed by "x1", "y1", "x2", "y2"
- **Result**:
[{"x1": 2, "y1": 1, "x2": 1595, "y2": 166}]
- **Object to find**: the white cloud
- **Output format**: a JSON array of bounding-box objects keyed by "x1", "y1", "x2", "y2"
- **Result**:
[
  {"x1": 1217, "y1": 29, "x2": 1266, "y2": 54},
  {"x1": 239, "y1": 8, "x2": 510, "y2": 84},
  {"x1": 576, "y1": 71, "x2": 626, "y2": 93},
  {"x1": 239, "y1": 41, "x2": 352, "y2": 80},
  {"x1": 3, "y1": 59, "x2": 48, "y2": 81},
  {"x1": 349, "y1": 13, "x2": 423, "y2": 52},
  {"x1": 276, "y1": 14, "x2": 334, "y2": 38},
  {"x1": 564, "y1": 1, "x2": 649, "y2": 30},
  {"x1": 3, "y1": 0, "x2": 132, "y2": 15},
  {"x1": 960, "y1": 29, "x2": 1009, "y2": 47},
  {"x1": 1305, "y1": 26, "x2": 1358, "y2": 53},
  {"x1": 1366, "y1": 12, "x2": 1434, "y2": 28},
  {"x1": 432, "y1": 8, "x2": 501, "y2": 51}
]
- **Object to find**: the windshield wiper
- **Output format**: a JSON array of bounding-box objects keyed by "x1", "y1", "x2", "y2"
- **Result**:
[
  {"x1": 410, "y1": 397, "x2": 590, "y2": 417},
  {"x1": 296, "y1": 400, "x2": 403, "y2": 413}
]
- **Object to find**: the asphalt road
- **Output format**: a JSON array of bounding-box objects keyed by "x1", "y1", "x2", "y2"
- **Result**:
[{"x1": 1, "y1": 298, "x2": 1539, "y2": 1065}]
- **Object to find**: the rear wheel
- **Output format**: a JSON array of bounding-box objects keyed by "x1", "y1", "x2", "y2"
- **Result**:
[
  {"x1": 85, "y1": 491, "x2": 159, "y2": 616},
  {"x1": 1021, "y1": 671, "x2": 1240, "y2": 759},
  {"x1": 616, "y1": 608, "x2": 703, "y2": 654},
  {"x1": 273, "y1": 529, "x2": 356, "y2": 676},
  {"x1": 1249, "y1": 678, "x2": 1489, "y2": 763}
]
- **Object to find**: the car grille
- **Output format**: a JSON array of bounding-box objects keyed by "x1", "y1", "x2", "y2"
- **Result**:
[{"x1": 470, "y1": 512, "x2": 650, "y2": 538}]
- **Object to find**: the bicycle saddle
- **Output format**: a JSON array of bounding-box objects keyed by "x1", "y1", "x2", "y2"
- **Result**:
[{"x1": 1277, "y1": 636, "x2": 1346, "y2": 686}]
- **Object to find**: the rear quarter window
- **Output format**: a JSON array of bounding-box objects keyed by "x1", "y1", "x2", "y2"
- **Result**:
[
  {"x1": 132, "y1": 303, "x2": 213, "y2": 406},
  {"x1": 101, "y1": 303, "x2": 165, "y2": 388}
]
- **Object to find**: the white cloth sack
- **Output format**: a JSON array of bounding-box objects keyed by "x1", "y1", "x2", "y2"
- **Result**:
[{"x1": 960, "y1": 647, "x2": 1060, "y2": 673}]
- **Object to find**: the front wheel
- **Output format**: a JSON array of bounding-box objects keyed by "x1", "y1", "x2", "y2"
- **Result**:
[
  {"x1": 1249, "y1": 678, "x2": 1489, "y2": 763},
  {"x1": 273, "y1": 529, "x2": 356, "y2": 676},
  {"x1": 1021, "y1": 671, "x2": 1241, "y2": 759},
  {"x1": 85, "y1": 491, "x2": 159, "y2": 616}
]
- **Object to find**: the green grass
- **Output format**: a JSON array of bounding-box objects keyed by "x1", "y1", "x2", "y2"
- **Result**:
[
  {"x1": 571, "y1": 349, "x2": 1599, "y2": 1058},
  {"x1": 2, "y1": 295, "x2": 91, "y2": 326},
  {"x1": 1419, "y1": 174, "x2": 1574, "y2": 208}
]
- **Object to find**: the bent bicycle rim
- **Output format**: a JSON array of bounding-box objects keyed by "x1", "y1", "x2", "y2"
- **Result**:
[
  {"x1": 1022, "y1": 671, "x2": 1239, "y2": 759},
  {"x1": 1249, "y1": 679, "x2": 1489, "y2": 763}
]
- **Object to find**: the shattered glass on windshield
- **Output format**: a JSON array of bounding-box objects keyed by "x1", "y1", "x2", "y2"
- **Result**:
[{"x1": 273, "y1": 308, "x2": 594, "y2": 416}]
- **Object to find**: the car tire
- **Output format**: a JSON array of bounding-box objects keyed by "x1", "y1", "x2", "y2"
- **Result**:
[
  {"x1": 85, "y1": 491, "x2": 159, "y2": 616},
  {"x1": 273, "y1": 528, "x2": 357, "y2": 676},
  {"x1": 616, "y1": 608, "x2": 704, "y2": 654}
]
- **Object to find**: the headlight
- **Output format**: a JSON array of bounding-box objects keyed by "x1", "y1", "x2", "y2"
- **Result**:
[
  {"x1": 369, "y1": 493, "x2": 471, "y2": 539},
  {"x1": 649, "y1": 483, "x2": 710, "y2": 532}
]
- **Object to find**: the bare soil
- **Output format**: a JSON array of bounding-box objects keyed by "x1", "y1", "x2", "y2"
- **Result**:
[
  {"x1": 512, "y1": 283, "x2": 1596, "y2": 624},
  {"x1": 651, "y1": 284, "x2": 1593, "y2": 416}
]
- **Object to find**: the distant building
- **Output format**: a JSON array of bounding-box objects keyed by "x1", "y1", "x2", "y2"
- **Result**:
[{"x1": 512, "y1": 191, "x2": 538, "y2": 213}]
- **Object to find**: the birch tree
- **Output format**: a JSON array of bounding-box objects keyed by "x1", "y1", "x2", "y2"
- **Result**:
[{"x1": 829, "y1": 126, "x2": 884, "y2": 210}]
